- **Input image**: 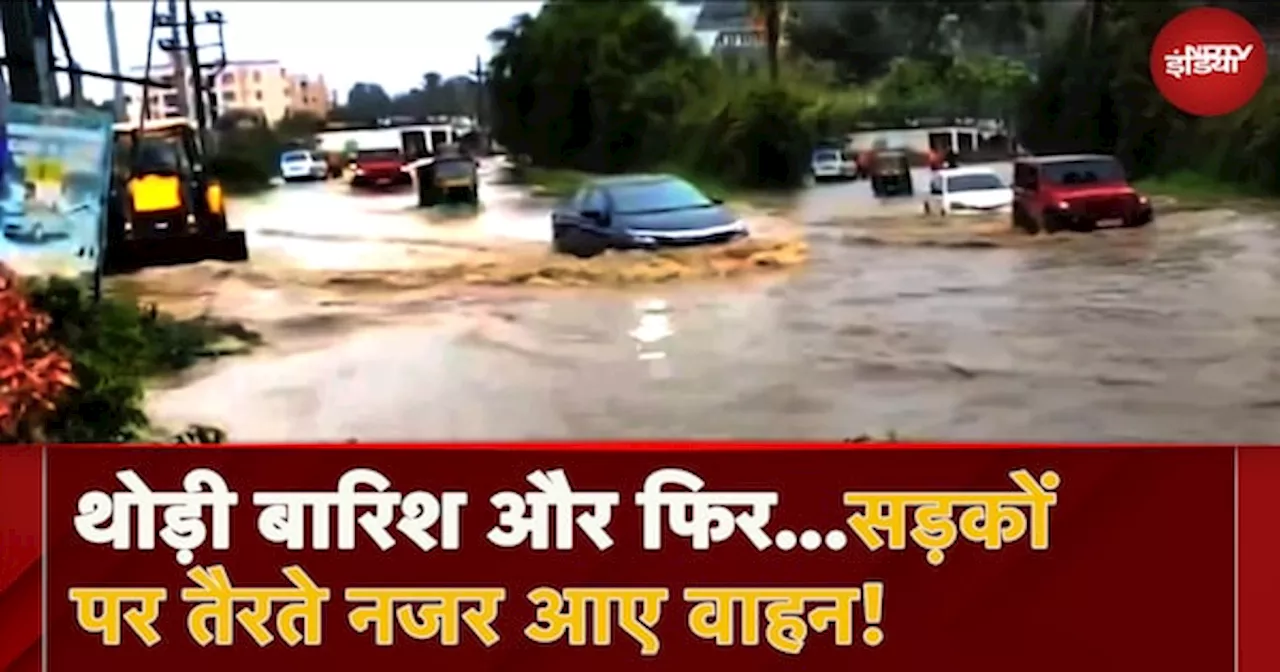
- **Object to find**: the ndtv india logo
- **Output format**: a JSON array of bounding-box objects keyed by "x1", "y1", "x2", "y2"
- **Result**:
[{"x1": 1150, "y1": 7, "x2": 1267, "y2": 116}]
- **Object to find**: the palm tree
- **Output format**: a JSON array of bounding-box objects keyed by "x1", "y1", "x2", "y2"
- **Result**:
[{"x1": 750, "y1": 0, "x2": 783, "y2": 82}]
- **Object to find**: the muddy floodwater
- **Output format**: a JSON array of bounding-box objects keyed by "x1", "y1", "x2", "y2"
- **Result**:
[{"x1": 141, "y1": 162, "x2": 1280, "y2": 442}]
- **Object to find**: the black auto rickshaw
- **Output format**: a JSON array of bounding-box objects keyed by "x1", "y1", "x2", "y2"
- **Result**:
[
  {"x1": 106, "y1": 118, "x2": 248, "y2": 272},
  {"x1": 410, "y1": 153, "x2": 479, "y2": 207},
  {"x1": 869, "y1": 149, "x2": 914, "y2": 198}
]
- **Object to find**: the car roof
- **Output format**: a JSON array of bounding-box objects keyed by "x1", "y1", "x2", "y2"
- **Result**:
[
  {"x1": 938, "y1": 166, "x2": 1001, "y2": 178},
  {"x1": 1017, "y1": 153, "x2": 1116, "y2": 165},
  {"x1": 589, "y1": 174, "x2": 684, "y2": 188}
]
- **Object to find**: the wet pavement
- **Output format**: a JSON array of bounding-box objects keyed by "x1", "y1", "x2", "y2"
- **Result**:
[{"x1": 146, "y1": 163, "x2": 1280, "y2": 442}]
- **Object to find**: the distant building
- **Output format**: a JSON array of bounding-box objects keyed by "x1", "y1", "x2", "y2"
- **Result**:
[
  {"x1": 286, "y1": 72, "x2": 331, "y2": 120},
  {"x1": 125, "y1": 56, "x2": 330, "y2": 126},
  {"x1": 685, "y1": 0, "x2": 789, "y2": 68}
]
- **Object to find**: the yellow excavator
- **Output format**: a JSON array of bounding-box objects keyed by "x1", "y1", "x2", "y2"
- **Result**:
[{"x1": 104, "y1": 118, "x2": 248, "y2": 273}]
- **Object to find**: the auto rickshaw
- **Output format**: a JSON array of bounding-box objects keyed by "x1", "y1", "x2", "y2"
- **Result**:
[
  {"x1": 409, "y1": 150, "x2": 480, "y2": 207},
  {"x1": 869, "y1": 149, "x2": 914, "y2": 198},
  {"x1": 106, "y1": 118, "x2": 248, "y2": 273}
]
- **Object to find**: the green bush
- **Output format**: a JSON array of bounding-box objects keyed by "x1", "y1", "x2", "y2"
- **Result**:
[
  {"x1": 23, "y1": 277, "x2": 250, "y2": 442},
  {"x1": 208, "y1": 123, "x2": 283, "y2": 194},
  {"x1": 681, "y1": 80, "x2": 817, "y2": 190}
]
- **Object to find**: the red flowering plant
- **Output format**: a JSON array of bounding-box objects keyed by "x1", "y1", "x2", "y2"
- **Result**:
[{"x1": 0, "y1": 263, "x2": 76, "y2": 441}]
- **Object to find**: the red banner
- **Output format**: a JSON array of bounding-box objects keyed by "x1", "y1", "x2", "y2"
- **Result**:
[{"x1": 0, "y1": 443, "x2": 1272, "y2": 671}]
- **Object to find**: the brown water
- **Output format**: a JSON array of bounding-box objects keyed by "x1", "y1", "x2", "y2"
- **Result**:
[{"x1": 143, "y1": 164, "x2": 1280, "y2": 442}]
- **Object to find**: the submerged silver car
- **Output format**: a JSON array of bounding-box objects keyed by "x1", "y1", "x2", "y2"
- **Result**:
[{"x1": 1, "y1": 185, "x2": 92, "y2": 243}]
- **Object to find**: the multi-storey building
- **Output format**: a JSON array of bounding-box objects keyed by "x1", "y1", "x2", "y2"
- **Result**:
[{"x1": 124, "y1": 57, "x2": 330, "y2": 126}]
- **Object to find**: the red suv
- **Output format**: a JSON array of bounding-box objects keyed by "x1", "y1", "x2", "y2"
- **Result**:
[
  {"x1": 347, "y1": 148, "x2": 411, "y2": 188},
  {"x1": 1011, "y1": 154, "x2": 1153, "y2": 233}
]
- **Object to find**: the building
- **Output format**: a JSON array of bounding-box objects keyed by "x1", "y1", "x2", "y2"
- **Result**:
[
  {"x1": 686, "y1": 1, "x2": 789, "y2": 67},
  {"x1": 287, "y1": 73, "x2": 331, "y2": 119},
  {"x1": 125, "y1": 57, "x2": 330, "y2": 126}
]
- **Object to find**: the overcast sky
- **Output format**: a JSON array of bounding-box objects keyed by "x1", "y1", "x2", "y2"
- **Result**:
[{"x1": 55, "y1": 1, "x2": 543, "y2": 102}]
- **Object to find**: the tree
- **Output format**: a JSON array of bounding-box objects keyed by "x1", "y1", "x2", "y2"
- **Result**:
[
  {"x1": 339, "y1": 83, "x2": 394, "y2": 122},
  {"x1": 486, "y1": 1, "x2": 708, "y2": 171},
  {"x1": 787, "y1": 1, "x2": 1045, "y2": 84},
  {"x1": 750, "y1": 0, "x2": 783, "y2": 82},
  {"x1": 276, "y1": 110, "x2": 325, "y2": 140},
  {"x1": 787, "y1": 2, "x2": 895, "y2": 83}
]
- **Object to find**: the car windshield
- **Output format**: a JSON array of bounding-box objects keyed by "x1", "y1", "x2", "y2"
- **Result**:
[
  {"x1": 947, "y1": 173, "x2": 1004, "y2": 192},
  {"x1": 813, "y1": 151, "x2": 841, "y2": 163},
  {"x1": 281, "y1": 151, "x2": 311, "y2": 162},
  {"x1": 433, "y1": 160, "x2": 474, "y2": 180},
  {"x1": 133, "y1": 137, "x2": 181, "y2": 172},
  {"x1": 875, "y1": 153, "x2": 906, "y2": 168},
  {"x1": 608, "y1": 178, "x2": 714, "y2": 214},
  {"x1": 1041, "y1": 159, "x2": 1126, "y2": 185},
  {"x1": 356, "y1": 149, "x2": 402, "y2": 162}
]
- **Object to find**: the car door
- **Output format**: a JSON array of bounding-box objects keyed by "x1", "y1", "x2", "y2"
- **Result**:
[
  {"x1": 552, "y1": 187, "x2": 602, "y2": 243},
  {"x1": 1012, "y1": 163, "x2": 1039, "y2": 216}
]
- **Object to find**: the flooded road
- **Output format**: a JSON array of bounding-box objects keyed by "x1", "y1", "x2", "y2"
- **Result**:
[{"x1": 145, "y1": 163, "x2": 1280, "y2": 442}]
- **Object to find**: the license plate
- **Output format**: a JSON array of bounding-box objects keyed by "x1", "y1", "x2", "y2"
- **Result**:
[
  {"x1": 1098, "y1": 218, "x2": 1123, "y2": 227},
  {"x1": 377, "y1": 177, "x2": 391, "y2": 184},
  {"x1": 155, "y1": 221, "x2": 168, "y2": 230}
]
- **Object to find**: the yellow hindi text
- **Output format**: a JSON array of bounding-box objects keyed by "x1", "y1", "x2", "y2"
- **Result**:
[
  {"x1": 69, "y1": 570, "x2": 888, "y2": 655},
  {"x1": 842, "y1": 468, "x2": 1060, "y2": 565}
]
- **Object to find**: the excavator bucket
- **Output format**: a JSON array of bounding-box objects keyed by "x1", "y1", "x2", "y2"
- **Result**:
[{"x1": 103, "y1": 229, "x2": 248, "y2": 274}]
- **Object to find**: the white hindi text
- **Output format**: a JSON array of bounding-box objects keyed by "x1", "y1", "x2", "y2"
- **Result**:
[{"x1": 72, "y1": 467, "x2": 789, "y2": 560}]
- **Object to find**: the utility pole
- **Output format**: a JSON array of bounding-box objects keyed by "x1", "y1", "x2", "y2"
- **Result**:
[
  {"x1": 470, "y1": 55, "x2": 487, "y2": 151},
  {"x1": 166, "y1": 0, "x2": 190, "y2": 116},
  {"x1": 105, "y1": 0, "x2": 125, "y2": 120},
  {"x1": 1, "y1": 1, "x2": 56, "y2": 105},
  {"x1": 183, "y1": 0, "x2": 207, "y2": 150}
]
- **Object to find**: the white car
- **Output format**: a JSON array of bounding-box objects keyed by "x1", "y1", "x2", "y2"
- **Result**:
[
  {"x1": 924, "y1": 167, "x2": 1013, "y2": 215},
  {"x1": 279, "y1": 150, "x2": 328, "y2": 182},
  {"x1": 811, "y1": 149, "x2": 856, "y2": 181}
]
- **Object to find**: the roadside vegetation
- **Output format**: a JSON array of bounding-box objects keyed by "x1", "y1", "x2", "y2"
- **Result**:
[
  {"x1": 485, "y1": 1, "x2": 1035, "y2": 196},
  {"x1": 1019, "y1": 0, "x2": 1280, "y2": 202},
  {"x1": 488, "y1": 0, "x2": 1278, "y2": 203},
  {"x1": 1, "y1": 264, "x2": 257, "y2": 443},
  {"x1": 206, "y1": 110, "x2": 328, "y2": 194}
]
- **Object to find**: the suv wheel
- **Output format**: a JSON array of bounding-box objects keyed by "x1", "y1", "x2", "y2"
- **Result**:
[{"x1": 1013, "y1": 207, "x2": 1039, "y2": 234}]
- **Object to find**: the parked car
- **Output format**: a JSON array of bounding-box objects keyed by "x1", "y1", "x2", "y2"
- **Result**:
[
  {"x1": 278, "y1": 149, "x2": 328, "y2": 182},
  {"x1": 925, "y1": 167, "x2": 1013, "y2": 216},
  {"x1": 551, "y1": 175, "x2": 747, "y2": 258},
  {"x1": 811, "y1": 148, "x2": 857, "y2": 182},
  {"x1": 1011, "y1": 154, "x2": 1152, "y2": 233},
  {"x1": 346, "y1": 148, "x2": 411, "y2": 188}
]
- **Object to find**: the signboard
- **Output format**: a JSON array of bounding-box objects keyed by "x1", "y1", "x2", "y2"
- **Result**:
[
  {"x1": 0, "y1": 103, "x2": 114, "y2": 278},
  {"x1": 0, "y1": 442, "x2": 1254, "y2": 671}
]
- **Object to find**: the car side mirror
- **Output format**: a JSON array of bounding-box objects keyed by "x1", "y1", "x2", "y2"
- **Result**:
[
  {"x1": 580, "y1": 209, "x2": 605, "y2": 222},
  {"x1": 710, "y1": 197, "x2": 724, "y2": 205}
]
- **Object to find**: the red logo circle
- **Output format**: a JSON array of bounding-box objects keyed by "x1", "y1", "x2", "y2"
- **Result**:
[{"x1": 1150, "y1": 7, "x2": 1267, "y2": 117}]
